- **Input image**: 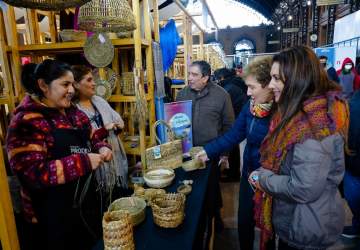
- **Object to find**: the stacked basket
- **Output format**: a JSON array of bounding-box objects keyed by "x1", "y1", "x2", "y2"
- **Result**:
[
  {"x1": 150, "y1": 193, "x2": 186, "y2": 228},
  {"x1": 103, "y1": 211, "x2": 135, "y2": 250},
  {"x1": 121, "y1": 72, "x2": 135, "y2": 96}
]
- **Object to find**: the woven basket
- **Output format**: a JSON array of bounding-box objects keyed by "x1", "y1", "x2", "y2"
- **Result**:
[
  {"x1": 84, "y1": 33, "x2": 114, "y2": 67},
  {"x1": 108, "y1": 197, "x2": 146, "y2": 226},
  {"x1": 150, "y1": 193, "x2": 186, "y2": 228},
  {"x1": 145, "y1": 120, "x2": 183, "y2": 169},
  {"x1": 3, "y1": 0, "x2": 91, "y2": 10},
  {"x1": 121, "y1": 72, "x2": 135, "y2": 96},
  {"x1": 59, "y1": 29, "x2": 87, "y2": 42},
  {"x1": 102, "y1": 211, "x2": 135, "y2": 250},
  {"x1": 78, "y1": 0, "x2": 136, "y2": 33}
]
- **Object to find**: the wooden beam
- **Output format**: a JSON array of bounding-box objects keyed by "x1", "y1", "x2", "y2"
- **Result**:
[
  {"x1": 0, "y1": 140, "x2": 20, "y2": 250},
  {"x1": 199, "y1": 0, "x2": 219, "y2": 30},
  {"x1": 132, "y1": 0, "x2": 146, "y2": 168},
  {"x1": 7, "y1": 6, "x2": 23, "y2": 99},
  {"x1": 173, "y1": 0, "x2": 206, "y2": 34},
  {"x1": 48, "y1": 12, "x2": 57, "y2": 43},
  {"x1": 152, "y1": 0, "x2": 160, "y2": 42}
]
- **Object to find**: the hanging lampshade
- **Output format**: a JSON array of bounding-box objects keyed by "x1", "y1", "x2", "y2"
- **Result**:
[
  {"x1": 2, "y1": 0, "x2": 92, "y2": 11},
  {"x1": 77, "y1": 0, "x2": 136, "y2": 33}
]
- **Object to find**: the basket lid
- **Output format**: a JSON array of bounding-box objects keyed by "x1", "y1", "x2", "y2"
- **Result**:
[
  {"x1": 3, "y1": 0, "x2": 92, "y2": 11},
  {"x1": 84, "y1": 33, "x2": 114, "y2": 68}
]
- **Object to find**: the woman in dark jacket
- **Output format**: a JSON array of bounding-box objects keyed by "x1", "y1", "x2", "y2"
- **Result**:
[{"x1": 197, "y1": 56, "x2": 274, "y2": 250}]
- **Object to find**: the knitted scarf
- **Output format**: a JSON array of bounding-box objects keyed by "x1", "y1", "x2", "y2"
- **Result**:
[
  {"x1": 254, "y1": 91, "x2": 349, "y2": 250},
  {"x1": 250, "y1": 99, "x2": 273, "y2": 118}
]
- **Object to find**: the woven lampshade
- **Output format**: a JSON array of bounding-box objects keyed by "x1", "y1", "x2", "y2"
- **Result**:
[
  {"x1": 77, "y1": 0, "x2": 136, "y2": 33},
  {"x1": 2, "y1": 0, "x2": 91, "y2": 11}
]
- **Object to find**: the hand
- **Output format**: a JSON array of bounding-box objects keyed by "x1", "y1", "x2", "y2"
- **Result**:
[
  {"x1": 105, "y1": 122, "x2": 115, "y2": 130},
  {"x1": 219, "y1": 156, "x2": 229, "y2": 169},
  {"x1": 248, "y1": 170, "x2": 264, "y2": 192},
  {"x1": 115, "y1": 120, "x2": 124, "y2": 129},
  {"x1": 195, "y1": 150, "x2": 209, "y2": 163},
  {"x1": 88, "y1": 153, "x2": 104, "y2": 170},
  {"x1": 99, "y1": 147, "x2": 112, "y2": 162}
]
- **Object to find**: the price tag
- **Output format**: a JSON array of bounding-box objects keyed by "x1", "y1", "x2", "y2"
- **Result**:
[{"x1": 152, "y1": 146, "x2": 162, "y2": 159}]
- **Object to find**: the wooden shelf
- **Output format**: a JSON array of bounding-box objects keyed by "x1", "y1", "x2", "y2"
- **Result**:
[
  {"x1": 16, "y1": 38, "x2": 150, "y2": 55},
  {"x1": 0, "y1": 96, "x2": 11, "y2": 105},
  {"x1": 108, "y1": 94, "x2": 152, "y2": 102}
]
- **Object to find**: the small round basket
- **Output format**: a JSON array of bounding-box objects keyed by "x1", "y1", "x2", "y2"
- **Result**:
[
  {"x1": 108, "y1": 197, "x2": 146, "y2": 226},
  {"x1": 182, "y1": 159, "x2": 203, "y2": 172},
  {"x1": 102, "y1": 210, "x2": 135, "y2": 250},
  {"x1": 143, "y1": 167, "x2": 175, "y2": 188},
  {"x1": 150, "y1": 193, "x2": 186, "y2": 228}
]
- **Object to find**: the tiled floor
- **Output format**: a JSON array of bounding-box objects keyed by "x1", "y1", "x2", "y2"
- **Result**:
[{"x1": 214, "y1": 181, "x2": 360, "y2": 250}]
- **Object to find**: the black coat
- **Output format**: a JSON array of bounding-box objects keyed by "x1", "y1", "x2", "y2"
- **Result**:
[{"x1": 220, "y1": 76, "x2": 248, "y2": 116}]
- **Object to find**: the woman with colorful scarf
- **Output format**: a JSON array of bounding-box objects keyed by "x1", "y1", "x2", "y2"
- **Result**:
[
  {"x1": 196, "y1": 56, "x2": 275, "y2": 250},
  {"x1": 249, "y1": 45, "x2": 348, "y2": 250}
]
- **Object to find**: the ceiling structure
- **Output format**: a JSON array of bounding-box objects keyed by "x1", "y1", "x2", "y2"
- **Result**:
[{"x1": 236, "y1": 0, "x2": 282, "y2": 18}]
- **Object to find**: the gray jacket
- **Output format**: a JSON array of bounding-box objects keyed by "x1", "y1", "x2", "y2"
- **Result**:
[
  {"x1": 258, "y1": 134, "x2": 345, "y2": 250},
  {"x1": 176, "y1": 82, "x2": 234, "y2": 146}
]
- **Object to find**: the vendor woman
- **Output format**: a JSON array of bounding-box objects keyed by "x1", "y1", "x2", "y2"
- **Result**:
[{"x1": 6, "y1": 59, "x2": 112, "y2": 250}]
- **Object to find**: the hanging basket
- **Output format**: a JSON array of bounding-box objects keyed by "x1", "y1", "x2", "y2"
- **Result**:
[
  {"x1": 77, "y1": 0, "x2": 136, "y2": 33},
  {"x1": 2, "y1": 0, "x2": 92, "y2": 11}
]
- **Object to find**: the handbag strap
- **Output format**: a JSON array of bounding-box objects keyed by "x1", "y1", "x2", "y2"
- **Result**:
[{"x1": 152, "y1": 120, "x2": 176, "y2": 144}]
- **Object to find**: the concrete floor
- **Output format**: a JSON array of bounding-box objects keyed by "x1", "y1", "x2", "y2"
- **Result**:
[{"x1": 213, "y1": 181, "x2": 360, "y2": 250}]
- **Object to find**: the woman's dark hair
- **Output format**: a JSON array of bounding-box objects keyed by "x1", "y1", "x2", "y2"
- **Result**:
[
  {"x1": 71, "y1": 65, "x2": 92, "y2": 83},
  {"x1": 270, "y1": 45, "x2": 341, "y2": 140},
  {"x1": 21, "y1": 59, "x2": 72, "y2": 97}
]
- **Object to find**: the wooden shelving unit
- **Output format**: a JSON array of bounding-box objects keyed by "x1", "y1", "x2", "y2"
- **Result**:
[{"x1": 0, "y1": 0, "x2": 161, "y2": 248}]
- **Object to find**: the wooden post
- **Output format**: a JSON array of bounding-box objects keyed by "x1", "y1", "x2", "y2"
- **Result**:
[
  {"x1": 152, "y1": 0, "x2": 160, "y2": 42},
  {"x1": 0, "y1": 10, "x2": 15, "y2": 113},
  {"x1": 7, "y1": 6, "x2": 23, "y2": 99},
  {"x1": 199, "y1": 32, "x2": 204, "y2": 60},
  {"x1": 132, "y1": 0, "x2": 146, "y2": 167},
  {"x1": 0, "y1": 140, "x2": 20, "y2": 250},
  {"x1": 144, "y1": 0, "x2": 156, "y2": 146},
  {"x1": 48, "y1": 11, "x2": 57, "y2": 43}
]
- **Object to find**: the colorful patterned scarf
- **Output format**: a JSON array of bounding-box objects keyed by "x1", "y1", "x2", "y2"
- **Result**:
[
  {"x1": 254, "y1": 91, "x2": 349, "y2": 250},
  {"x1": 250, "y1": 99, "x2": 273, "y2": 118}
]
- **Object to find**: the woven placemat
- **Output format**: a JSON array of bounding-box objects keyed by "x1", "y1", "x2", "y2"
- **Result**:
[{"x1": 84, "y1": 33, "x2": 114, "y2": 68}]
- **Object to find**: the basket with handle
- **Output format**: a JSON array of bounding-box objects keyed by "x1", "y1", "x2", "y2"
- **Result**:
[
  {"x1": 102, "y1": 210, "x2": 135, "y2": 250},
  {"x1": 3, "y1": 0, "x2": 91, "y2": 10},
  {"x1": 145, "y1": 120, "x2": 183, "y2": 169}
]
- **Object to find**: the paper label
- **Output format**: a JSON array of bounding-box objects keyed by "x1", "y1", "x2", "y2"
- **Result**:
[
  {"x1": 98, "y1": 33, "x2": 106, "y2": 44},
  {"x1": 152, "y1": 146, "x2": 162, "y2": 159}
]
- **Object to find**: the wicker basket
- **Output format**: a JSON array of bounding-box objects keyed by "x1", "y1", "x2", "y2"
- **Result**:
[
  {"x1": 121, "y1": 72, "x2": 135, "y2": 96},
  {"x1": 146, "y1": 120, "x2": 183, "y2": 169},
  {"x1": 59, "y1": 29, "x2": 87, "y2": 42},
  {"x1": 150, "y1": 193, "x2": 186, "y2": 228},
  {"x1": 102, "y1": 211, "x2": 135, "y2": 250},
  {"x1": 3, "y1": 0, "x2": 91, "y2": 10},
  {"x1": 108, "y1": 197, "x2": 146, "y2": 226},
  {"x1": 78, "y1": 0, "x2": 136, "y2": 33}
]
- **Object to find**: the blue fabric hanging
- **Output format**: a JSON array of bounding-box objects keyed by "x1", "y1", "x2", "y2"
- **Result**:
[{"x1": 160, "y1": 19, "x2": 181, "y2": 72}]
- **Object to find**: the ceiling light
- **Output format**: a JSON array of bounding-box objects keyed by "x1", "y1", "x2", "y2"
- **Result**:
[
  {"x1": 277, "y1": 26, "x2": 281, "y2": 30},
  {"x1": 288, "y1": 15, "x2": 293, "y2": 21},
  {"x1": 307, "y1": 0, "x2": 311, "y2": 5}
]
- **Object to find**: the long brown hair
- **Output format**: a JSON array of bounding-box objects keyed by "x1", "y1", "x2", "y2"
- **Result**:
[{"x1": 271, "y1": 45, "x2": 341, "y2": 140}]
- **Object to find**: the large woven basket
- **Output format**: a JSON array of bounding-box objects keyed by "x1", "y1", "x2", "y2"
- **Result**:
[
  {"x1": 103, "y1": 211, "x2": 135, "y2": 250},
  {"x1": 84, "y1": 33, "x2": 114, "y2": 68},
  {"x1": 108, "y1": 197, "x2": 146, "y2": 226},
  {"x1": 3, "y1": 0, "x2": 91, "y2": 10},
  {"x1": 150, "y1": 193, "x2": 186, "y2": 228},
  {"x1": 121, "y1": 72, "x2": 135, "y2": 96},
  {"x1": 145, "y1": 120, "x2": 183, "y2": 169},
  {"x1": 78, "y1": 0, "x2": 136, "y2": 33},
  {"x1": 59, "y1": 29, "x2": 87, "y2": 42}
]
